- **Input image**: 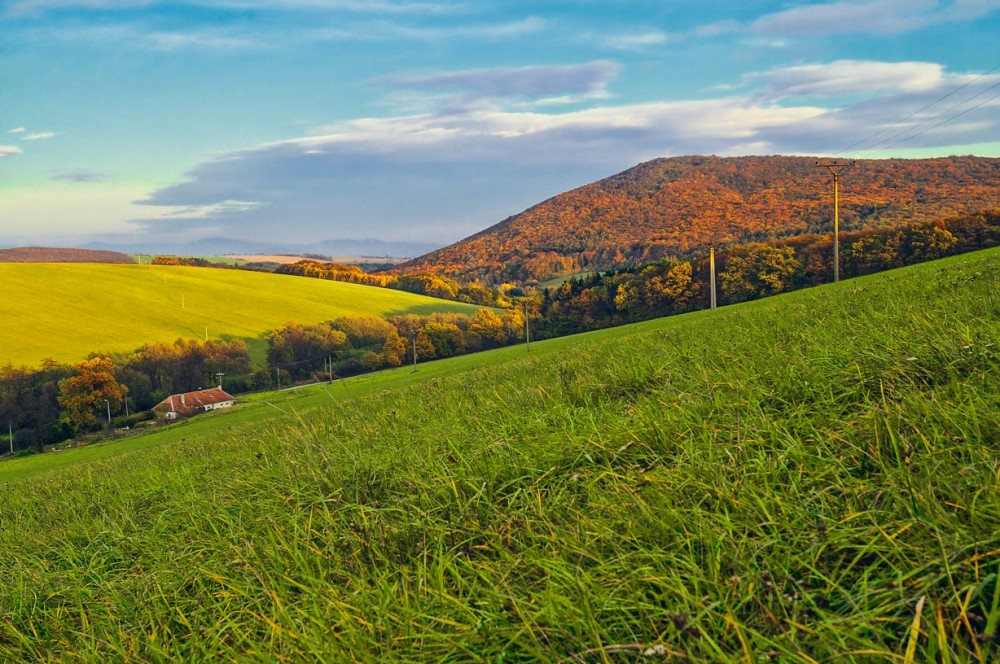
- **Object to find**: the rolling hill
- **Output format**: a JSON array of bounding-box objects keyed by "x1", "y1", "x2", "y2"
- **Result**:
[
  {"x1": 1, "y1": 248, "x2": 997, "y2": 660},
  {"x1": 0, "y1": 246, "x2": 133, "y2": 263},
  {"x1": 1, "y1": 263, "x2": 481, "y2": 367},
  {"x1": 396, "y1": 155, "x2": 1000, "y2": 283}
]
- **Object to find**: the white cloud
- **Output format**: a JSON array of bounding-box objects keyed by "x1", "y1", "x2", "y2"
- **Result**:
[
  {"x1": 212, "y1": 0, "x2": 461, "y2": 12},
  {"x1": 383, "y1": 61, "x2": 620, "y2": 107},
  {"x1": 749, "y1": 0, "x2": 1000, "y2": 37},
  {"x1": 0, "y1": 145, "x2": 24, "y2": 158},
  {"x1": 303, "y1": 16, "x2": 546, "y2": 42},
  {"x1": 5, "y1": 0, "x2": 460, "y2": 16},
  {"x1": 145, "y1": 30, "x2": 263, "y2": 50},
  {"x1": 750, "y1": 60, "x2": 945, "y2": 100},
  {"x1": 162, "y1": 200, "x2": 265, "y2": 218},
  {"x1": 50, "y1": 169, "x2": 110, "y2": 182},
  {"x1": 129, "y1": 58, "x2": 1000, "y2": 245},
  {"x1": 600, "y1": 30, "x2": 670, "y2": 51},
  {"x1": 7, "y1": 127, "x2": 27, "y2": 134},
  {"x1": 21, "y1": 131, "x2": 56, "y2": 140}
]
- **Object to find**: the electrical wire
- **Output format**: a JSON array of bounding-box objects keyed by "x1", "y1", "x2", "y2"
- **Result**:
[{"x1": 832, "y1": 62, "x2": 1000, "y2": 158}]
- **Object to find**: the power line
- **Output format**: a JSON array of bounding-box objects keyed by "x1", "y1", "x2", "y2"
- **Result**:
[
  {"x1": 873, "y1": 84, "x2": 1000, "y2": 154},
  {"x1": 832, "y1": 62, "x2": 1000, "y2": 157},
  {"x1": 860, "y1": 77, "x2": 1000, "y2": 156}
]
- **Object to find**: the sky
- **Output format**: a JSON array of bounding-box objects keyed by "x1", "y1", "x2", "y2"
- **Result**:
[{"x1": 1, "y1": 0, "x2": 999, "y2": 252}]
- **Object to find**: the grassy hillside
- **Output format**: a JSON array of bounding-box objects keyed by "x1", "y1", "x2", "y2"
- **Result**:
[
  {"x1": 1, "y1": 249, "x2": 998, "y2": 660},
  {"x1": 0, "y1": 263, "x2": 480, "y2": 367}
]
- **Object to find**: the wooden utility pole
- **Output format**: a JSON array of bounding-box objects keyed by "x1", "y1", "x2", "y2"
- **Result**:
[
  {"x1": 815, "y1": 160, "x2": 854, "y2": 283},
  {"x1": 709, "y1": 247, "x2": 717, "y2": 310},
  {"x1": 524, "y1": 304, "x2": 530, "y2": 352},
  {"x1": 412, "y1": 337, "x2": 418, "y2": 370}
]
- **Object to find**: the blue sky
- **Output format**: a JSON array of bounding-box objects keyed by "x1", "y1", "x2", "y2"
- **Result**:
[{"x1": 2, "y1": 0, "x2": 999, "y2": 251}]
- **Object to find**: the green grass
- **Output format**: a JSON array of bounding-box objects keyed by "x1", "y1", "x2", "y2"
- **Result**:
[
  {"x1": 189, "y1": 256, "x2": 250, "y2": 266},
  {"x1": 537, "y1": 270, "x2": 600, "y2": 289},
  {"x1": 0, "y1": 263, "x2": 480, "y2": 367},
  {"x1": 1, "y1": 249, "x2": 999, "y2": 661}
]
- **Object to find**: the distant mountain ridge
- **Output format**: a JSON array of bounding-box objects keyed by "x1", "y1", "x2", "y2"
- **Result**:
[{"x1": 394, "y1": 155, "x2": 1000, "y2": 283}]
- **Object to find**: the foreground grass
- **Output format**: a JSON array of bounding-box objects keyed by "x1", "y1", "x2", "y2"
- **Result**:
[
  {"x1": 1, "y1": 250, "x2": 999, "y2": 661},
  {"x1": 0, "y1": 263, "x2": 479, "y2": 366}
]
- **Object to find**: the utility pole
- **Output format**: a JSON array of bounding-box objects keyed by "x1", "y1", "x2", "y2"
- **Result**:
[
  {"x1": 709, "y1": 247, "x2": 717, "y2": 310},
  {"x1": 524, "y1": 304, "x2": 530, "y2": 352},
  {"x1": 8, "y1": 422, "x2": 12, "y2": 454},
  {"x1": 328, "y1": 355, "x2": 333, "y2": 382},
  {"x1": 124, "y1": 396, "x2": 129, "y2": 418},
  {"x1": 104, "y1": 398, "x2": 111, "y2": 425},
  {"x1": 215, "y1": 372, "x2": 225, "y2": 389},
  {"x1": 412, "y1": 336, "x2": 418, "y2": 371},
  {"x1": 815, "y1": 160, "x2": 854, "y2": 283}
]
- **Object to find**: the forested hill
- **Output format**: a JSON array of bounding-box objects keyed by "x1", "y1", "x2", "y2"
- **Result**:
[
  {"x1": 0, "y1": 247, "x2": 133, "y2": 263},
  {"x1": 394, "y1": 155, "x2": 1000, "y2": 283}
]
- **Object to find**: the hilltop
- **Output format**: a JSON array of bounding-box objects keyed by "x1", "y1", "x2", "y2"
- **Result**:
[
  {"x1": 396, "y1": 155, "x2": 1000, "y2": 283},
  {"x1": 1, "y1": 248, "x2": 998, "y2": 660},
  {"x1": 0, "y1": 246, "x2": 133, "y2": 263},
  {"x1": 0, "y1": 263, "x2": 480, "y2": 367}
]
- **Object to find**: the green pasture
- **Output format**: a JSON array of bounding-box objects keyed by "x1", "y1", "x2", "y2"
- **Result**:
[
  {"x1": 0, "y1": 263, "x2": 480, "y2": 367},
  {"x1": 537, "y1": 270, "x2": 601, "y2": 289},
  {"x1": 1, "y1": 248, "x2": 998, "y2": 661}
]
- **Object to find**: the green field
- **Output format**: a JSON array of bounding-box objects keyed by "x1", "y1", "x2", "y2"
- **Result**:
[
  {"x1": 537, "y1": 270, "x2": 600, "y2": 289},
  {"x1": 1, "y1": 263, "x2": 480, "y2": 367},
  {"x1": 1, "y1": 249, "x2": 998, "y2": 660}
]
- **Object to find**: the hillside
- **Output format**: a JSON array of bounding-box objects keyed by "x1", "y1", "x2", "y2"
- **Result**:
[
  {"x1": 1, "y1": 248, "x2": 998, "y2": 660},
  {"x1": 0, "y1": 263, "x2": 480, "y2": 367},
  {"x1": 0, "y1": 246, "x2": 133, "y2": 263},
  {"x1": 396, "y1": 155, "x2": 1000, "y2": 283}
]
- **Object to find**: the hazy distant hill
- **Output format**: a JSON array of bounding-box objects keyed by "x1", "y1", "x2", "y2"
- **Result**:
[
  {"x1": 0, "y1": 247, "x2": 133, "y2": 263},
  {"x1": 395, "y1": 155, "x2": 1000, "y2": 283},
  {"x1": 83, "y1": 237, "x2": 439, "y2": 259}
]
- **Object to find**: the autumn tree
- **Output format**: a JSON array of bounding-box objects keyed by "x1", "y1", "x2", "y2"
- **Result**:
[
  {"x1": 642, "y1": 261, "x2": 694, "y2": 314},
  {"x1": 266, "y1": 323, "x2": 349, "y2": 378},
  {"x1": 500, "y1": 308, "x2": 525, "y2": 343},
  {"x1": 908, "y1": 225, "x2": 957, "y2": 261},
  {"x1": 58, "y1": 357, "x2": 127, "y2": 427},
  {"x1": 468, "y1": 308, "x2": 506, "y2": 347},
  {"x1": 423, "y1": 322, "x2": 466, "y2": 358},
  {"x1": 720, "y1": 244, "x2": 801, "y2": 303},
  {"x1": 415, "y1": 330, "x2": 436, "y2": 361},
  {"x1": 847, "y1": 235, "x2": 898, "y2": 276},
  {"x1": 381, "y1": 330, "x2": 408, "y2": 367}
]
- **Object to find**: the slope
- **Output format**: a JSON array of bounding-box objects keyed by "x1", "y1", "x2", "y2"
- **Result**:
[
  {"x1": 397, "y1": 154, "x2": 1000, "y2": 283},
  {"x1": 1, "y1": 248, "x2": 998, "y2": 660},
  {"x1": 1, "y1": 263, "x2": 480, "y2": 367},
  {"x1": 0, "y1": 246, "x2": 133, "y2": 263}
]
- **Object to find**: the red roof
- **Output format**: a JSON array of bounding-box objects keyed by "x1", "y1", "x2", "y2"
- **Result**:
[{"x1": 153, "y1": 387, "x2": 235, "y2": 416}]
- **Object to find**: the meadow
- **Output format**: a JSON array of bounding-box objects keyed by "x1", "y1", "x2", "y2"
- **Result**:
[
  {"x1": 0, "y1": 263, "x2": 480, "y2": 367},
  {"x1": 0, "y1": 249, "x2": 997, "y2": 661}
]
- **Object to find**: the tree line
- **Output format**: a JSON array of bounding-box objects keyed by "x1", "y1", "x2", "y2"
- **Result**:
[
  {"x1": 533, "y1": 210, "x2": 999, "y2": 337},
  {"x1": 274, "y1": 262, "x2": 511, "y2": 307},
  {"x1": 1, "y1": 309, "x2": 524, "y2": 451}
]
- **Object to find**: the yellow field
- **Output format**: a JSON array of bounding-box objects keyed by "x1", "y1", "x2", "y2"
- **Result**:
[{"x1": 1, "y1": 263, "x2": 479, "y2": 367}]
